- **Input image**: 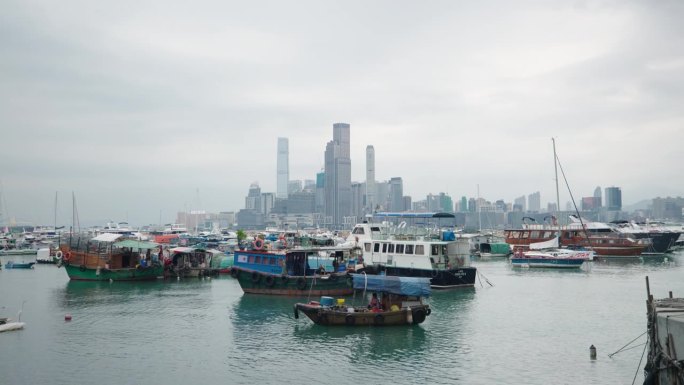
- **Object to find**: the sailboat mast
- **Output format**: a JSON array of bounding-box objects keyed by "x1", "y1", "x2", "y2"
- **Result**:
[
  {"x1": 54, "y1": 191, "x2": 58, "y2": 229},
  {"x1": 552, "y1": 138, "x2": 561, "y2": 239},
  {"x1": 477, "y1": 184, "x2": 481, "y2": 232}
]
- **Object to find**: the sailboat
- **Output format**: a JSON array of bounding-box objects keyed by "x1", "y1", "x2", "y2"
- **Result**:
[{"x1": 509, "y1": 138, "x2": 594, "y2": 269}]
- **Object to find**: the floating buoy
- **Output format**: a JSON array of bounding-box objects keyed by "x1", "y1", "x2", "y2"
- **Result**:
[
  {"x1": 590, "y1": 344, "x2": 597, "y2": 359},
  {"x1": 65, "y1": 314, "x2": 72, "y2": 321}
]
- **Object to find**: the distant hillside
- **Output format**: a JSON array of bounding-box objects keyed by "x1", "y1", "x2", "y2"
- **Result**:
[{"x1": 623, "y1": 199, "x2": 651, "y2": 212}]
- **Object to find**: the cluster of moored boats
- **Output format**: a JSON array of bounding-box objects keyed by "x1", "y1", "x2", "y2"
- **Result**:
[{"x1": 2, "y1": 214, "x2": 683, "y2": 326}]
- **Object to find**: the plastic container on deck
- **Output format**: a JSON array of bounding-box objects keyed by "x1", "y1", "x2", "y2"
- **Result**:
[
  {"x1": 336, "y1": 298, "x2": 345, "y2": 306},
  {"x1": 320, "y1": 296, "x2": 334, "y2": 307}
]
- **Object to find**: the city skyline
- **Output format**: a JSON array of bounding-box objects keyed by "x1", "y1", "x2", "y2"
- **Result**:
[{"x1": 2, "y1": 1, "x2": 683, "y2": 226}]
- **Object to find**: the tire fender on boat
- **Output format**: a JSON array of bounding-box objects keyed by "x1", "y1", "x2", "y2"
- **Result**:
[
  {"x1": 264, "y1": 275, "x2": 276, "y2": 287},
  {"x1": 345, "y1": 314, "x2": 355, "y2": 325},
  {"x1": 296, "y1": 277, "x2": 307, "y2": 290},
  {"x1": 79, "y1": 264, "x2": 86, "y2": 272},
  {"x1": 230, "y1": 267, "x2": 240, "y2": 278},
  {"x1": 374, "y1": 314, "x2": 384, "y2": 325},
  {"x1": 412, "y1": 309, "x2": 426, "y2": 324},
  {"x1": 250, "y1": 271, "x2": 261, "y2": 283}
]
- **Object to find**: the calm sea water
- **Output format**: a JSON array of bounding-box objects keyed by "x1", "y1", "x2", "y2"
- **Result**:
[{"x1": 2, "y1": 252, "x2": 683, "y2": 385}]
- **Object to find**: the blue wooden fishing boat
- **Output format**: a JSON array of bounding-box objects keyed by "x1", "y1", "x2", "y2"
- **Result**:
[
  {"x1": 4, "y1": 260, "x2": 36, "y2": 269},
  {"x1": 229, "y1": 246, "x2": 357, "y2": 296}
]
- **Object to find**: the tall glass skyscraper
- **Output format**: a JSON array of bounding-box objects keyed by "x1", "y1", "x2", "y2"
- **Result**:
[
  {"x1": 324, "y1": 123, "x2": 352, "y2": 228},
  {"x1": 366, "y1": 145, "x2": 375, "y2": 213},
  {"x1": 277, "y1": 137, "x2": 289, "y2": 199}
]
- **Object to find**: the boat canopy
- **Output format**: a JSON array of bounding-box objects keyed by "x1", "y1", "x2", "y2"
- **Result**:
[
  {"x1": 373, "y1": 212, "x2": 455, "y2": 219},
  {"x1": 351, "y1": 274, "x2": 431, "y2": 297},
  {"x1": 114, "y1": 240, "x2": 159, "y2": 250},
  {"x1": 91, "y1": 233, "x2": 123, "y2": 243},
  {"x1": 529, "y1": 237, "x2": 559, "y2": 250}
]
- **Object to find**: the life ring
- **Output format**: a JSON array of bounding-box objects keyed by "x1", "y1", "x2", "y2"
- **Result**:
[
  {"x1": 280, "y1": 275, "x2": 289, "y2": 284},
  {"x1": 230, "y1": 267, "x2": 240, "y2": 278},
  {"x1": 79, "y1": 264, "x2": 87, "y2": 272},
  {"x1": 64, "y1": 251, "x2": 71, "y2": 261},
  {"x1": 374, "y1": 314, "x2": 385, "y2": 325},
  {"x1": 329, "y1": 273, "x2": 338, "y2": 282},
  {"x1": 264, "y1": 275, "x2": 276, "y2": 287},
  {"x1": 345, "y1": 314, "x2": 355, "y2": 325},
  {"x1": 346, "y1": 275, "x2": 353, "y2": 287},
  {"x1": 412, "y1": 309, "x2": 426, "y2": 324},
  {"x1": 253, "y1": 238, "x2": 264, "y2": 250},
  {"x1": 296, "y1": 277, "x2": 307, "y2": 290},
  {"x1": 251, "y1": 271, "x2": 261, "y2": 283},
  {"x1": 55, "y1": 250, "x2": 63, "y2": 259}
]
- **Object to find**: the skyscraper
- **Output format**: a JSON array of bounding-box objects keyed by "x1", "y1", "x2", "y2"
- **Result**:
[
  {"x1": 528, "y1": 191, "x2": 541, "y2": 212},
  {"x1": 277, "y1": 137, "x2": 289, "y2": 199},
  {"x1": 324, "y1": 123, "x2": 352, "y2": 227},
  {"x1": 389, "y1": 177, "x2": 403, "y2": 212},
  {"x1": 605, "y1": 187, "x2": 622, "y2": 211},
  {"x1": 366, "y1": 145, "x2": 375, "y2": 213},
  {"x1": 593, "y1": 186, "x2": 602, "y2": 208}
]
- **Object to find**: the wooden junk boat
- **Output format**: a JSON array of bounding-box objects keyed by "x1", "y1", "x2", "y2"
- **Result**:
[{"x1": 293, "y1": 274, "x2": 432, "y2": 326}]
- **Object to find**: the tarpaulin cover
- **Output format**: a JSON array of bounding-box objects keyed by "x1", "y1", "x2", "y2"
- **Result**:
[
  {"x1": 114, "y1": 240, "x2": 160, "y2": 250},
  {"x1": 351, "y1": 274, "x2": 431, "y2": 297}
]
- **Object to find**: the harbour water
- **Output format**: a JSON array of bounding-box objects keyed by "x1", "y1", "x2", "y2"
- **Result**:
[{"x1": 2, "y1": 252, "x2": 684, "y2": 385}]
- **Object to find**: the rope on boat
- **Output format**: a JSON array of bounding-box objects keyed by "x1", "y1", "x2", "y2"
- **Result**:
[
  {"x1": 631, "y1": 336, "x2": 648, "y2": 385},
  {"x1": 476, "y1": 270, "x2": 494, "y2": 287},
  {"x1": 608, "y1": 331, "x2": 647, "y2": 358}
]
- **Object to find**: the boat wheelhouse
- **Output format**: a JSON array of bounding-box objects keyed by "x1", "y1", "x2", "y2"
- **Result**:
[
  {"x1": 347, "y1": 213, "x2": 476, "y2": 289},
  {"x1": 166, "y1": 246, "x2": 221, "y2": 278}
]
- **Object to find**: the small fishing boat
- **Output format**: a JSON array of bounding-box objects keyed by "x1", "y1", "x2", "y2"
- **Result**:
[
  {"x1": 4, "y1": 260, "x2": 36, "y2": 269},
  {"x1": 35, "y1": 248, "x2": 58, "y2": 264},
  {"x1": 165, "y1": 246, "x2": 221, "y2": 278},
  {"x1": 230, "y1": 245, "x2": 358, "y2": 296},
  {"x1": 58, "y1": 233, "x2": 163, "y2": 281},
  {"x1": 293, "y1": 274, "x2": 432, "y2": 326}
]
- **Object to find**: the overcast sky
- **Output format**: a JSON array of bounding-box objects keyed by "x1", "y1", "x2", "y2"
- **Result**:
[{"x1": 1, "y1": 0, "x2": 683, "y2": 227}]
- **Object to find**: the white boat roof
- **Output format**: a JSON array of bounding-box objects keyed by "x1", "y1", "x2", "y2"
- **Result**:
[{"x1": 91, "y1": 233, "x2": 123, "y2": 242}]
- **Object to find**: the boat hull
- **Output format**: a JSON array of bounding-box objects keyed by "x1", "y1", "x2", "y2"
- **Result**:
[
  {"x1": 4, "y1": 262, "x2": 35, "y2": 269},
  {"x1": 375, "y1": 266, "x2": 477, "y2": 289},
  {"x1": 0, "y1": 322, "x2": 25, "y2": 332},
  {"x1": 231, "y1": 267, "x2": 354, "y2": 296},
  {"x1": 294, "y1": 303, "x2": 431, "y2": 326},
  {"x1": 510, "y1": 258, "x2": 585, "y2": 268},
  {"x1": 63, "y1": 263, "x2": 163, "y2": 281}
]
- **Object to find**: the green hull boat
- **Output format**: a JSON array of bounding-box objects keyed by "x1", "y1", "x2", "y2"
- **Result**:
[
  {"x1": 231, "y1": 267, "x2": 353, "y2": 296},
  {"x1": 63, "y1": 263, "x2": 163, "y2": 281}
]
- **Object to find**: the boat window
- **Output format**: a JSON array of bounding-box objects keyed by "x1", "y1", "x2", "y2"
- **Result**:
[
  {"x1": 387, "y1": 256, "x2": 393, "y2": 264},
  {"x1": 431, "y1": 245, "x2": 440, "y2": 256},
  {"x1": 248, "y1": 255, "x2": 255, "y2": 264},
  {"x1": 564, "y1": 232, "x2": 572, "y2": 239},
  {"x1": 530, "y1": 231, "x2": 540, "y2": 239},
  {"x1": 542, "y1": 231, "x2": 552, "y2": 238},
  {"x1": 521, "y1": 232, "x2": 529, "y2": 239},
  {"x1": 510, "y1": 232, "x2": 520, "y2": 239},
  {"x1": 352, "y1": 227, "x2": 365, "y2": 234},
  {"x1": 373, "y1": 243, "x2": 380, "y2": 252},
  {"x1": 405, "y1": 245, "x2": 414, "y2": 254},
  {"x1": 415, "y1": 245, "x2": 424, "y2": 255},
  {"x1": 269, "y1": 257, "x2": 277, "y2": 265},
  {"x1": 364, "y1": 243, "x2": 371, "y2": 252},
  {"x1": 254, "y1": 256, "x2": 261, "y2": 264},
  {"x1": 396, "y1": 244, "x2": 404, "y2": 253},
  {"x1": 388, "y1": 244, "x2": 395, "y2": 253},
  {"x1": 370, "y1": 227, "x2": 381, "y2": 232},
  {"x1": 382, "y1": 243, "x2": 388, "y2": 253}
]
